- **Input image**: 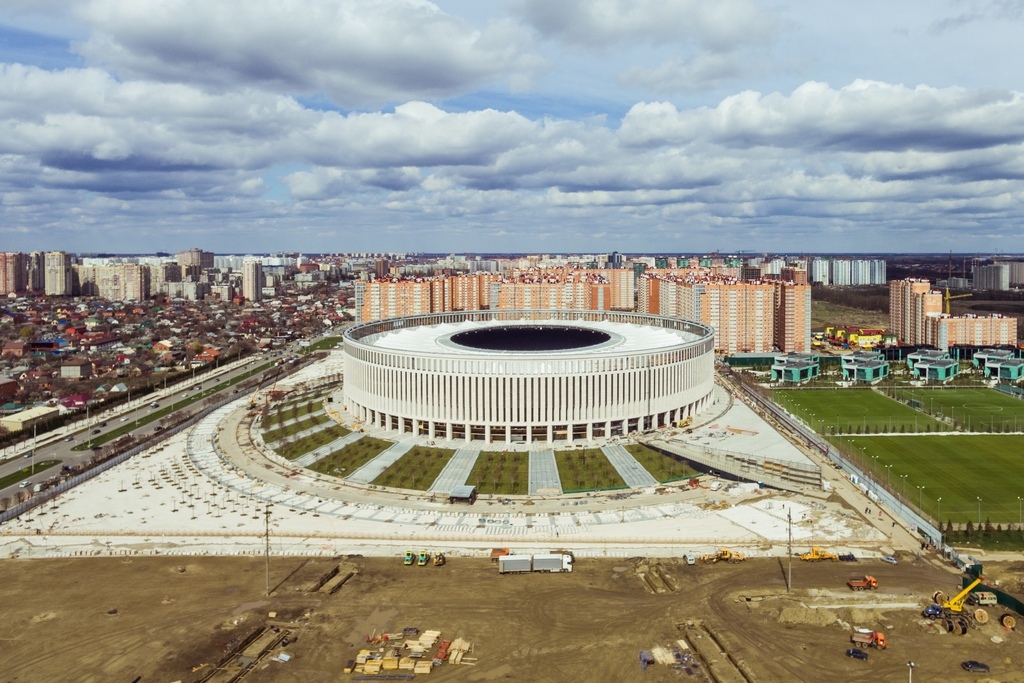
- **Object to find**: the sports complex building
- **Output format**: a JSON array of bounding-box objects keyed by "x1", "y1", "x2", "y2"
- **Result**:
[{"x1": 342, "y1": 310, "x2": 716, "y2": 445}]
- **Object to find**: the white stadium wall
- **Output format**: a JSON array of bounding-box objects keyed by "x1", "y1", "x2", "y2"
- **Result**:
[{"x1": 342, "y1": 310, "x2": 715, "y2": 444}]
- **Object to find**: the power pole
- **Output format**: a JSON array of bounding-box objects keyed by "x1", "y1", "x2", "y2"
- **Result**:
[
  {"x1": 787, "y1": 507, "x2": 793, "y2": 593},
  {"x1": 264, "y1": 505, "x2": 271, "y2": 597}
]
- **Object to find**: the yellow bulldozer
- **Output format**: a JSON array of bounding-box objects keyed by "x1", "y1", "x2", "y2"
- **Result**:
[
  {"x1": 800, "y1": 547, "x2": 839, "y2": 562},
  {"x1": 700, "y1": 548, "x2": 746, "y2": 564}
]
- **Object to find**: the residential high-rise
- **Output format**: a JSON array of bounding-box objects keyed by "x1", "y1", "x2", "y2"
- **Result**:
[
  {"x1": 26, "y1": 252, "x2": 44, "y2": 292},
  {"x1": 973, "y1": 264, "x2": 1010, "y2": 291},
  {"x1": 0, "y1": 252, "x2": 27, "y2": 295},
  {"x1": 773, "y1": 282, "x2": 812, "y2": 352},
  {"x1": 176, "y1": 248, "x2": 214, "y2": 271},
  {"x1": 44, "y1": 251, "x2": 72, "y2": 296},
  {"x1": 889, "y1": 279, "x2": 941, "y2": 345},
  {"x1": 74, "y1": 264, "x2": 151, "y2": 301},
  {"x1": 242, "y1": 260, "x2": 264, "y2": 302}
]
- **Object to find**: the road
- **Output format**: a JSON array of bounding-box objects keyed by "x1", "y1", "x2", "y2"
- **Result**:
[{"x1": 0, "y1": 339, "x2": 326, "y2": 505}]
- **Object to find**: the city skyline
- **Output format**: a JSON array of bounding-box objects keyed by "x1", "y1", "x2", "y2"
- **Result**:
[{"x1": 4, "y1": 2, "x2": 1024, "y2": 253}]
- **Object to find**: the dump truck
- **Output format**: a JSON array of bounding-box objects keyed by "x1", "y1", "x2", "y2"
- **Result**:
[
  {"x1": 847, "y1": 576, "x2": 878, "y2": 591},
  {"x1": 850, "y1": 631, "x2": 886, "y2": 649},
  {"x1": 498, "y1": 553, "x2": 573, "y2": 574}
]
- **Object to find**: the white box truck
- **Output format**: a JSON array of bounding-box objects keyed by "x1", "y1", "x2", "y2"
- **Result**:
[
  {"x1": 532, "y1": 554, "x2": 573, "y2": 573},
  {"x1": 498, "y1": 553, "x2": 573, "y2": 574}
]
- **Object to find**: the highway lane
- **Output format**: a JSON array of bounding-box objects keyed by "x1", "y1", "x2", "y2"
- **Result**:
[{"x1": 0, "y1": 344, "x2": 318, "y2": 504}]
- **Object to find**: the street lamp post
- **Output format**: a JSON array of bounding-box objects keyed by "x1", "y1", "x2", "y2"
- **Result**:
[
  {"x1": 977, "y1": 497, "x2": 982, "y2": 527},
  {"x1": 917, "y1": 486, "x2": 924, "y2": 512},
  {"x1": 937, "y1": 497, "x2": 942, "y2": 528},
  {"x1": 885, "y1": 464, "x2": 892, "y2": 487},
  {"x1": 900, "y1": 474, "x2": 908, "y2": 500},
  {"x1": 908, "y1": 661, "x2": 915, "y2": 683},
  {"x1": 1018, "y1": 496, "x2": 1022, "y2": 530}
]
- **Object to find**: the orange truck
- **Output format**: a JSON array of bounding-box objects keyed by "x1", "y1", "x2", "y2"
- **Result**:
[
  {"x1": 850, "y1": 631, "x2": 886, "y2": 649},
  {"x1": 847, "y1": 576, "x2": 878, "y2": 591}
]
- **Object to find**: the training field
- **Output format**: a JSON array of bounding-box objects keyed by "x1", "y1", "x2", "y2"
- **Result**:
[
  {"x1": 841, "y1": 434, "x2": 1024, "y2": 524},
  {"x1": 773, "y1": 389, "x2": 947, "y2": 433},
  {"x1": 889, "y1": 387, "x2": 1024, "y2": 432}
]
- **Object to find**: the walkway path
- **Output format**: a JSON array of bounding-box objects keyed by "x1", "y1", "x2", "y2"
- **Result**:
[
  {"x1": 347, "y1": 441, "x2": 415, "y2": 484},
  {"x1": 292, "y1": 431, "x2": 365, "y2": 468},
  {"x1": 601, "y1": 444, "x2": 658, "y2": 488},
  {"x1": 429, "y1": 448, "x2": 481, "y2": 493},
  {"x1": 528, "y1": 449, "x2": 562, "y2": 495}
]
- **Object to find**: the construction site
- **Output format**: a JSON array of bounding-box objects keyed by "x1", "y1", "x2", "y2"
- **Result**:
[
  {"x1": 2, "y1": 350, "x2": 1023, "y2": 681},
  {"x1": 2, "y1": 554, "x2": 1023, "y2": 682}
]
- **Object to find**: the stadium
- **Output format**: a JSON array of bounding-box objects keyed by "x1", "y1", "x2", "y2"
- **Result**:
[{"x1": 342, "y1": 310, "x2": 716, "y2": 445}]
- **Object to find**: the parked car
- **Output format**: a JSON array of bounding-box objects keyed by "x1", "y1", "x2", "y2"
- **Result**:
[
  {"x1": 18, "y1": 480, "x2": 31, "y2": 488},
  {"x1": 100, "y1": 421, "x2": 107, "y2": 427},
  {"x1": 64, "y1": 435, "x2": 74, "y2": 442},
  {"x1": 961, "y1": 661, "x2": 990, "y2": 673},
  {"x1": 881, "y1": 555, "x2": 899, "y2": 565},
  {"x1": 154, "y1": 426, "x2": 164, "y2": 432},
  {"x1": 846, "y1": 648, "x2": 868, "y2": 661}
]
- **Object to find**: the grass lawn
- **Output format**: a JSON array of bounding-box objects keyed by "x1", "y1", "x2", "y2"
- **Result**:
[
  {"x1": 886, "y1": 387, "x2": 1024, "y2": 432},
  {"x1": 309, "y1": 437, "x2": 391, "y2": 477},
  {"x1": 774, "y1": 388, "x2": 948, "y2": 434},
  {"x1": 371, "y1": 446, "x2": 456, "y2": 490},
  {"x1": 274, "y1": 425, "x2": 351, "y2": 460},
  {"x1": 555, "y1": 449, "x2": 627, "y2": 493},
  {"x1": 838, "y1": 433, "x2": 1024, "y2": 523},
  {"x1": 304, "y1": 337, "x2": 344, "y2": 352},
  {"x1": 465, "y1": 451, "x2": 530, "y2": 495},
  {"x1": 626, "y1": 444, "x2": 699, "y2": 483},
  {"x1": 262, "y1": 398, "x2": 322, "y2": 429},
  {"x1": 0, "y1": 460, "x2": 61, "y2": 490},
  {"x1": 262, "y1": 412, "x2": 331, "y2": 443}
]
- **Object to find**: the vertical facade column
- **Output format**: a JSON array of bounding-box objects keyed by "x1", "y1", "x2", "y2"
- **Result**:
[
  {"x1": 428, "y1": 421, "x2": 436, "y2": 439},
  {"x1": 586, "y1": 422, "x2": 593, "y2": 441},
  {"x1": 485, "y1": 424, "x2": 491, "y2": 443},
  {"x1": 446, "y1": 423, "x2": 453, "y2": 441},
  {"x1": 546, "y1": 425, "x2": 553, "y2": 443},
  {"x1": 504, "y1": 425, "x2": 511, "y2": 444},
  {"x1": 464, "y1": 423, "x2": 471, "y2": 443}
]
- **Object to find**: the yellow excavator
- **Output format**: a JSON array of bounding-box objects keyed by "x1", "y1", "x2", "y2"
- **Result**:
[
  {"x1": 800, "y1": 547, "x2": 839, "y2": 562},
  {"x1": 700, "y1": 548, "x2": 746, "y2": 564}
]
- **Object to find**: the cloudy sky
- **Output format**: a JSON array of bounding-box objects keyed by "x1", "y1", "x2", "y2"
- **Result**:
[{"x1": 3, "y1": 0, "x2": 1024, "y2": 255}]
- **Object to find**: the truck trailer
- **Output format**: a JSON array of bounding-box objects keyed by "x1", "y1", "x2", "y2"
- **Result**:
[
  {"x1": 497, "y1": 555, "x2": 534, "y2": 574},
  {"x1": 498, "y1": 553, "x2": 573, "y2": 574}
]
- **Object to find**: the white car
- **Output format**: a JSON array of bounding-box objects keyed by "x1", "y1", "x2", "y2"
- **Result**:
[
  {"x1": 18, "y1": 480, "x2": 31, "y2": 488},
  {"x1": 881, "y1": 555, "x2": 899, "y2": 565},
  {"x1": 120, "y1": 416, "x2": 129, "y2": 422}
]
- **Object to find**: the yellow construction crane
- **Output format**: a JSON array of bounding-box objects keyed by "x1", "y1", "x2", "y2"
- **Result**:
[
  {"x1": 944, "y1": 286, "x2": 971, "y2": 315},
  {"x1": 944, "y1": 251, "x2": 972, "y2": 315}
]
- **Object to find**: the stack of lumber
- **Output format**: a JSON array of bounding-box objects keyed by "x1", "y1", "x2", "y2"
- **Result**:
[{"x1": 447, "y1": 638, "x2": 475, "y2": 665}]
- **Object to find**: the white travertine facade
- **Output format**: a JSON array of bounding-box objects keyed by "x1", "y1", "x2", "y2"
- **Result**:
[{"x1": 343, "y1": 310, "x2": 715, "y2": 444}]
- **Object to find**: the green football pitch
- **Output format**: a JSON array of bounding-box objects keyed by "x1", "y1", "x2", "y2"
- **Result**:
[
  {"x1": 773, "y1": 387, "x2": 1024, "y2": 522},
  {"x1": 773, "y1": 389, "x2": 948, "y2": 433},
  {"x1": 840, "y1": 434, "x2": 1024, "y2": 524},
  {"x1": 887, "y1": 387, "x2": 1024, "y2": 432}
]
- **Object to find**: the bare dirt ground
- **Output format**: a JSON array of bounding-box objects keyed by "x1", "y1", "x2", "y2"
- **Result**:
[{"x1": 1, "y1": 555, "x2": 1021, "y2": 683}]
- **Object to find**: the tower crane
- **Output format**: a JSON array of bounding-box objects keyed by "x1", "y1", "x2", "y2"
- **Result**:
[{"x1": 944, "y1": 251, "x2": 971, "y2": 314}]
